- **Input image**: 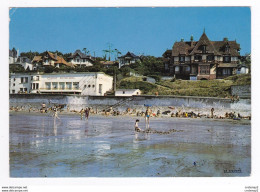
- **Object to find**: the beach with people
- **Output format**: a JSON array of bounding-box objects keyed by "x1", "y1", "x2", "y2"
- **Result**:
[{"x1": 9, "y1": 105, "x2": 250, "y2": 177}]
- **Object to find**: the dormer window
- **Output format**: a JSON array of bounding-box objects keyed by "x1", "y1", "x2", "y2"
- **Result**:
[
  {"x1": 202, "y1": 45, "x2": 207, "y2": 53},
  {"x1": 225, "y1": 45, "x2": 230, "y2": 52},
  {"x1": 179, "y1": 56, "x2": 185, "y2": 63}
]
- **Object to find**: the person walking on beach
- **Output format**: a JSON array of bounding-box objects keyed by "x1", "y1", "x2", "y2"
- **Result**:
[
  {"x1": 145, "y1": 107, "x2": 152, "y2": 129},
  {"x1": 53, "y1": 108, "x2": 60, "y2": 120},
  {"x1": 85, "y1": 107, "x2": 90, "y2": 120}
]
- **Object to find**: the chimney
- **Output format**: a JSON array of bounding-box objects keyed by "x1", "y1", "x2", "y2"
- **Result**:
[
  {"x1": 223, "y1": 37, "x2": 228, "y2": 41},
  {"x1": 181, "y1": 38, "x2": 184, "y2": 42}
]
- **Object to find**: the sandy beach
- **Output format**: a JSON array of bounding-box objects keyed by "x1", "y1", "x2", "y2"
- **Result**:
[{"x1": 9, "y1": 111, "x2": 251, "y2": 177}]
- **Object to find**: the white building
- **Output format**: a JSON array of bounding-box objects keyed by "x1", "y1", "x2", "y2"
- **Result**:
[
  {"x1": 67, "y1": 50, "x2": 94, "y2": 67},
  {"x1": 115, "y1": 89, "x2": 141, "y2": 96},
  {"x1": 9, "y1": 72, "x2": 113, "y2": 96},
  {"x1": 10, "y1": 57, "x2": 33, "y2": 70}
]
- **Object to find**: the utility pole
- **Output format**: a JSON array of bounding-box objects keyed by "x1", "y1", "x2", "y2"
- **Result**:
[{"x1": 113, "y1": 67, "x2": 116, "y2": 93}]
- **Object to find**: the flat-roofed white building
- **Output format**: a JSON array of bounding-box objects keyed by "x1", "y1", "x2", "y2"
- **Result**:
[
  {"x1": 115, "y1": 89, "x2": 141, "y2": 96},
  {"x1": 9, "y1": 72, "x2": 113, "y2": 96}
]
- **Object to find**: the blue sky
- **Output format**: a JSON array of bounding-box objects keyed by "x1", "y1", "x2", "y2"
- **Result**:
[{"x1": 9, "y1": 7, "x2": 251, "y2": 58}]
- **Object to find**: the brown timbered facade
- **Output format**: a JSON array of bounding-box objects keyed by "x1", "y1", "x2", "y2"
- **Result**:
[{"x1": 163, "y1": 31, "x2": 240, "y2": 80}]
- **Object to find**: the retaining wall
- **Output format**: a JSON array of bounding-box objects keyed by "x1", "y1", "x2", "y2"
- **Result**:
[{"x1": 9, "y1": 94, "x2": 251, "y2": 115}]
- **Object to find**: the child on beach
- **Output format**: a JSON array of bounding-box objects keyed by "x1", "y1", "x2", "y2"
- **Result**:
[{"x1": 135, "y1": 119, "x2": 142, "y2": 132}]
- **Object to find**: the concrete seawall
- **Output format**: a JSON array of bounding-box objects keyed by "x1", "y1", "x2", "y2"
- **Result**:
[{"x1": 9, "y1": 94, "x2": 251, "y2": 116}]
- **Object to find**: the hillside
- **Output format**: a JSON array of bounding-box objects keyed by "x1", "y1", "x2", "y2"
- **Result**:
[{"x1": 117, "y1": 74, "x2": 251, "y2": 97}]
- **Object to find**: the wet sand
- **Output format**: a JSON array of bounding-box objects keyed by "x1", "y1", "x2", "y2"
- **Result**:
[{"x1": 9, "y1": 112, "x2": 251, "y2": 177}]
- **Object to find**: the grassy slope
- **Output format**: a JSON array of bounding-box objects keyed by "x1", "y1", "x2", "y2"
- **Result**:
[{"x1": 118, "y1": 74, "x2": 251, "y2": 97}]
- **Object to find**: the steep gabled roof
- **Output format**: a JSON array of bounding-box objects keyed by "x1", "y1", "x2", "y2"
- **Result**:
[
  {"x1": 212, "y1": 41, "x2": 240, "y2": 56},
  {"x1": 119, "y1": 52, "x2": 139, "y2": 58},
  {"x1": 68, "y1": 50, "x2": 93, "y2": 60},
  {"x1": 171, "y1": 32, "x2": 240, "y2": 57},
  {"x1": 32, "y1": 52, "x2": 70, "y2": 66},
  {"x1": 32, "y1": 56, "x2": 42, "y2": 63},
  {"x1": 172, "y1": 42, "x2": 193, "y2": 56},
  {"x1": 189, "y1": 32, "x2": 220, "y2": 55}
]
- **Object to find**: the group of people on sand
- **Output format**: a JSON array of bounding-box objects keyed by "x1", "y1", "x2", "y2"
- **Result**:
[{"x1": 80, "y1": 107, "x2": 90, "y2": 120}]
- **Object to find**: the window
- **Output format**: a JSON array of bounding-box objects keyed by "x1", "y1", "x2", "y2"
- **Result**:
[
  {"x1": 92, "y1": 85, "x2": 95, "y2": 88},
  {"x1": 77, "y1": 59, "x2": 80, "y2": 63},
  {"x1": 36, "y1": 83, "x2": 39, "y2": 89},
  {"x1": 52, "y1": 82, "x2": 58, "y2": 89},
  {"x1": 13, "y1": 83, "x2": 15, "y2": 86},
  {"x1": 202, "y1": 45, "x2": 206, "y2": 53},
  {"x1": 185, "y1": 66, "x2": 190, "y2": 72},
  {"x1": 199, "y1": 65, "x2": 210, "y2": 74},
  {"x1": 99, "y1": 84, "x2": 102, "y2": 94},
  {"x1": 14, "y1": 78, "x2": 16, "y2": 81},
  {"x1": 20, "y1": 88, "x2": 23, "y2": 92},
  {"x1": 59, "y1": 82, "x2": 65, "y2": 89},
  {"x1": 21, "y1": 77, "x2": 24, "y2": 83},
  {"x1": 88, "y1": 85, "x2": 91, "y2": 88},
  {"x1": 45, "y1": 82, "x2": 51, "y2": 90},
  {"x1": 31, "y1": 76, "x2": 33, "y2": 80},
  {"x1": 175, "y1": 66, "x2": 180, "y2": 72},
  {"x1": 24, "y1": 88, "x2": 27, "y2": 92},
  {"x1": 83, "y1": 59, "x2": 85, "y2": 62},
  {"x1": 179, "y1": 56, "x2": 185, "y2": 62},
  {"x1": 84, "y1": 85, "x2": 87, "y2": 88},
  {"x1": 195, "y1": 55, "x2": 202, "y2": 62},
  {"x1": 207, "y1": 55, "x2": 214, "y2": 62},
  {"x1": 223, "y1": 68, "x2": 231, "y2": 75},
  {"x1": 73, "y1": 82, "x2": 79, "y2": 89},
  {"x1": 223, "y1": 56, "x2": 231, "y2": 63},
  {"x1": 136, "y1": 92, "x2": 139, "y2": 95},
  {"x1": 66, "y1": 82, "x2": 72, "y2": 89},
  {"x1": 24, "y1": 77, "x2": 28, "y2": 83},
  {"x1": 12, "y1": 90, "x2": 15, "y2": 94},
  {"x1": 225, "y1": 45, "x2": 230, "y2": 52},
  {"x1": 36, "y1": 76, "x2": 39, "y2": 80},
  {"x1": 123, "y1": 91, "x2": 125, "y2": 94}
]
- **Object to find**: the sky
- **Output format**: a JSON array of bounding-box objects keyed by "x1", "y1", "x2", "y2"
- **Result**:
[{"x1": 9, "y1": 7, "x2": 251, "y2": 58}]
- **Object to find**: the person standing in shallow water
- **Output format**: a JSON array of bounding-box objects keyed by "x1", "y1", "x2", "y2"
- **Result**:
[
  {"x1": 211, "y1": 108, "x2": 214, "y2": 118},
  {"x1": 53, "y1": 108, "x2": 60, "y2": 120},
  {"x1": 145, "y1": 107, "x2": 152, "y2": 129},
  {"x1": 85, "y1": 107, "x2": 90, "y2": 120}
]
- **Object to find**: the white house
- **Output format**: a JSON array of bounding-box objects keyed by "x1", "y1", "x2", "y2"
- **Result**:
[
  {"x1": 10, "y1": 57, "x2": 33, "y2": 71},
  {"x1": 115, "y1": 89, "x2": 141, "y2": 96},
  {"x1": 67, "y1": 50, "x2": 94, "y2": 67},
  {"x1": 118, "y1": 52, "x2": 141, "y2": 68},
  {"x1": 9, "y1": 72, "x2": 113, "y2": 96}
]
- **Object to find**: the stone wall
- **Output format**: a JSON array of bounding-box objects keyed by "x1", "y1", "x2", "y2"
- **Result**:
[{"x1": 9, "y1": 94, "x2": 251, "y2": 115}]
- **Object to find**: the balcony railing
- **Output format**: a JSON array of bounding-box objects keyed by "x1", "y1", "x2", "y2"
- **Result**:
[{"x1": 40, "y1": 88, "x2": 80, "y2": 90}]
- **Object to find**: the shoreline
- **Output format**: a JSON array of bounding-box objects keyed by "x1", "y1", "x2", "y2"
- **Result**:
[{"x1": 9, "y1": 110, "x2": 251, "y2": 125}]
